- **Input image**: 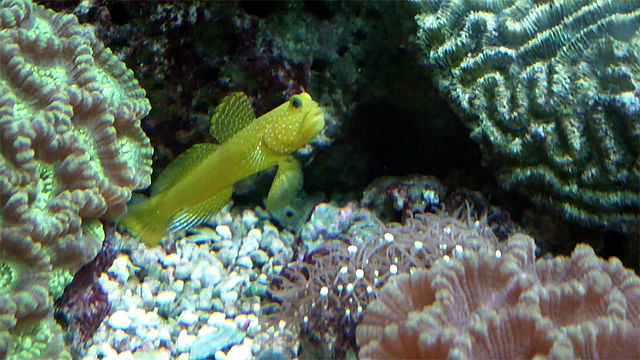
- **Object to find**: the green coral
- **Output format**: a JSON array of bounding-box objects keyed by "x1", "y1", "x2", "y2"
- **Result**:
[
  {"x1": 0, "y1": 0, "x2": 153, "y2": 357},
  {"x1": 416, "y1": 0, "x2": 640, "y2": 233}
]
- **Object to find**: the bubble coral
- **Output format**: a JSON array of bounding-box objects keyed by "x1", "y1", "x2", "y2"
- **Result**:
[{"x1": 356, "y1": 233, "x2": 640, "y2": 359}]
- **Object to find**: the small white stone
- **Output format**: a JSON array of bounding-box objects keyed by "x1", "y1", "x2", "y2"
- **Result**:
[
  {"x1": 218, "y1": 247, "x2": 238, "y2": 266},
  {"x1": 172, "y1": 279, "x2": 185, "y2": 293},
  {"x1": 216, "y1": 225, "x2": 232, "y2": 239},
  {"x1": 221, "y1": 274, "x2": 244, "y2": 293},
  {"x1": 221, "y1": 290, "x2": 238, "y2": 307},
  {"x1": 244, "y1": 314, "x2": 260, "y2": 337},
  {"x1": 98, "y1": 343, "x2": 118, "y2": 360},
  {"x1": 140, "y1": 311, "x2": 161, "y2": 326},
  {"x1": 107, "y1": 310, "x2": 131, "y2": 330},
  {"x1": 180, "y1": 243, "x2": 196, "y2": 261},
  {"x1": 177, "y1": 354, "x2": 190, "y2": 360},
  {"x1": 192, "y1": 261, "x2": 222, "y2": 287},
  {"x1": 247, "y1": 228, "x2": 262, "y2": 240},
  {"x1": 207, "y1": 312, "x2": 226, "y2": 325},
  {"x1": 197, "y1": 287, "x2": 214, "y2": 310},
  {"x1": 113, "y1": 329, "x2": 128, "y2": 346},
  {"x1": 99, "y1": 273, "x2": 119, "y2": 293},
  {"x1": 162, "y1": 253, "x2": 181, "y2": 267},
  {"x1": 135, "y1": 325, "x2": 148, "y2": 339},
  {"x1": 239, "y1": 236, "x2": 260, "y2": 257},
  {"x1": 107, "y1": 255, "x2": 131, "y2": 283},
  {"x1": 140, "y1": 283, "x2": 155, "y2": 308},
  {"x1": 116, "y1": 350, "x2": 134, "y2": 360},
  {"x1": 158, "y1": 328, "x2": 172, "y2": 343},
  {"x1": 235, "y1": 255, "x2": 253, "y2": 269},
  {"x1": 227, "y1": 344, "x2": 251, "y2": 360},
  {"x1": 156, "y1": 290, "x2": 176, "y2": 305},
  {"x1": 122, "y1": 289, "x2": 141, "y2": 310},
  {"x1": 145, "y1": 328, "x2": 159, "y2": 342},
  {"x1": 149, "y1": 349, "x2": 171, "y2": 360},
  {"x1": 214, "y1": 350, "x2": 227, "y2": 360},
  {"x1": 174, "y1": 263, "x2": 193, "y2": 281},
  {"x1": 128, "y1": 307, "x2": 145, "y2": 321},
  {"x1": 241, "y1": 210, "x2": 259, "y2": 229},
  {"x1": 176, "y1": 329, "x2": 196, "y2": 353},
  {"x1": 178, "y1": 310, "x2": 199, "y2": 327}
]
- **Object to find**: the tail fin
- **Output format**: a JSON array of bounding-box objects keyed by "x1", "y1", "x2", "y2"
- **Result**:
[{"x1": 119, "y1": 196, "x2": 168, "y2": 246}]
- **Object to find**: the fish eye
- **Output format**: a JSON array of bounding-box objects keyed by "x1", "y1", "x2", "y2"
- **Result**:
[{"x1": 291, "y1": 96, "x2": 302, "y2": 108}]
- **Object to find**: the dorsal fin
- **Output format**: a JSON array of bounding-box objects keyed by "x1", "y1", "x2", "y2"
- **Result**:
[
  {"x1": 210, "y1": 92, "x2": 255, "y2": 143},
  {"x1": 151, "y1": 143, "x2": 218, "y2": 196}
]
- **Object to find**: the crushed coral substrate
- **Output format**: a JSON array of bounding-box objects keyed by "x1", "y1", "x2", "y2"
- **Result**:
[{"x1": 84, "y1": 207, "x2": 298, "y2": 360}]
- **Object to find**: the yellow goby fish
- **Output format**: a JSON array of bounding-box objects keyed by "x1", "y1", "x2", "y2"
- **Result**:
[{"x1": 120, "y1": 92, "x2": 324, "y2": 246}]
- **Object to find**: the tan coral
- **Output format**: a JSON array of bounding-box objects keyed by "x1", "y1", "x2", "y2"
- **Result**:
[
  {"x1": 0, "y1": 0, "x2": 152, "y2": 357},
  {"x1": 357, "y1": 234, "x2": 640, "y2": 359}
]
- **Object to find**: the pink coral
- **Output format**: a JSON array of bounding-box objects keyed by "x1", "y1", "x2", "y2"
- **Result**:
[{"x1": 356, "y1": 234, "x2": 640, "y2": 359}]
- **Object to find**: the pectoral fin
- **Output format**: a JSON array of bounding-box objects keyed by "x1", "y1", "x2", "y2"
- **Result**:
[
  {"x1": 267, "y1": 157, "x2": 303, "y2": 213},
  {"x1": 168, "y1": 187, "x2": 233, "y2": 232}
]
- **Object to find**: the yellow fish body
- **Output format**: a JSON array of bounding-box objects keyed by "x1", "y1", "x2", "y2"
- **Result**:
[{"x1": 120, "y1": 92, "x2": 324, "y2": 245}]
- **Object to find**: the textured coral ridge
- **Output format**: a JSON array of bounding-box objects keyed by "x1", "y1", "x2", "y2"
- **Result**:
[
  {"x1": 416, "y1": 0, "x2": 640, "y2": 232},
  {"x1": 356, "y1": 234, "x2": 640, "y2": 359},
  {"x1": 0, "y1": 0, "x2": 152, "y2": 357}
]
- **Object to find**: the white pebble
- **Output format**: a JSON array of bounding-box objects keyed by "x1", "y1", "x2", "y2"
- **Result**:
[
  {"x1": 99, "y1": 274, "x2": 119, "y2": 293},
  {"x1": 180, "y1": 243, "x2": 196, "y2": 261},
  {"x1": 207, "y1": 312, "x2": 226, "y2": 325},
  {"x1": 226, "y1": 344, "x2": 251, "y2": 360},
  {"x1": 158, "y1": 328, "x2": 172, "y2": 343},
  {"x1": 156, "y1": 290, "x2": 176, "y2": 305},
  {"x1": 177, "y1": 354, "x2": 190, "y2": 360},
  {"x1": 221, "y1": 290, "x2": 238, "y2": 307},
  {"x1": 145, "y1": 328, "x2": 159, "y2": 342},
  {"x1": 99, "y1": 343, "x2": 118, "y2": 360},
  {"x1": 116, "y1": 350, "x2": 134, "y2": 360},
  {"x1": 235, "y1": 255, "x2": 253, "y2": 269},
  {"x1": 216, "y1": 225, "x2": 232, "y2": 239},
  {"x1": 192, "y1": 262, "x2": 221, "y2": 287},
  {"x1": 162, "y1": 253, "x2": 181, "y2": 267},
  {"x1": 239, "y1": 236, "x2": 260, "y2": 257},
  {"x1": 241, "y1": 211, "x2": 259, "y2": 229},
  {"x1": 197, "y1": 287, "x2": 214, "y2": 310},
  {"x1": 113, "y1": 329, "x2": 128, "y2": 346},
  {"x1": 149, "y1": 349, "x2": 170, "y2": 360},
  {"x1": 178, "y1": 310, "x2": 199, "y2": 327},
  {"x1": 140, "y1": 283, "x2": 155, "y2": 308},
  {"x1": 107, "y1": 310, "x2": 131, "y2": 330},
  {"x1": 128, "y1": 307, "x2": 145, "y2": 321},
  {"x1": 172, "y1": 279, "x2": 185, "y2": 293},
  {"x1": 107, "y1": 255, "x2": 131, "y2": 283},
  {"x1": 221, "y1": 274, "x2": 244, "y2": 293},
  {"x1": 214, "y1": 350, "x2": 226, "y2": 360},
  {"x1": 140, "y1": 311, "x2": 161, "y2": 327},
  {"x1": 176, "y1": 329, "x2": 196, "y2": 353}
]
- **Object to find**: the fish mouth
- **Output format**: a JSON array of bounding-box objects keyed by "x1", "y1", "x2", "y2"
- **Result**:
[{"x1": 301, "y1": 108, "x2": 325, "y2": 136}]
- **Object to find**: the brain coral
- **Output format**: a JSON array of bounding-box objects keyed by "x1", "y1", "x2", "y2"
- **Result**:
[
  {"x1": 356, "y1": 233, "x2": 640, "y2": 359},
  {"x1": 0, "y1": 0, "x2": 152, "y2": 357},
  {"x1": 416, "y1": 0, "x2": 640, "y2": 233}
]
